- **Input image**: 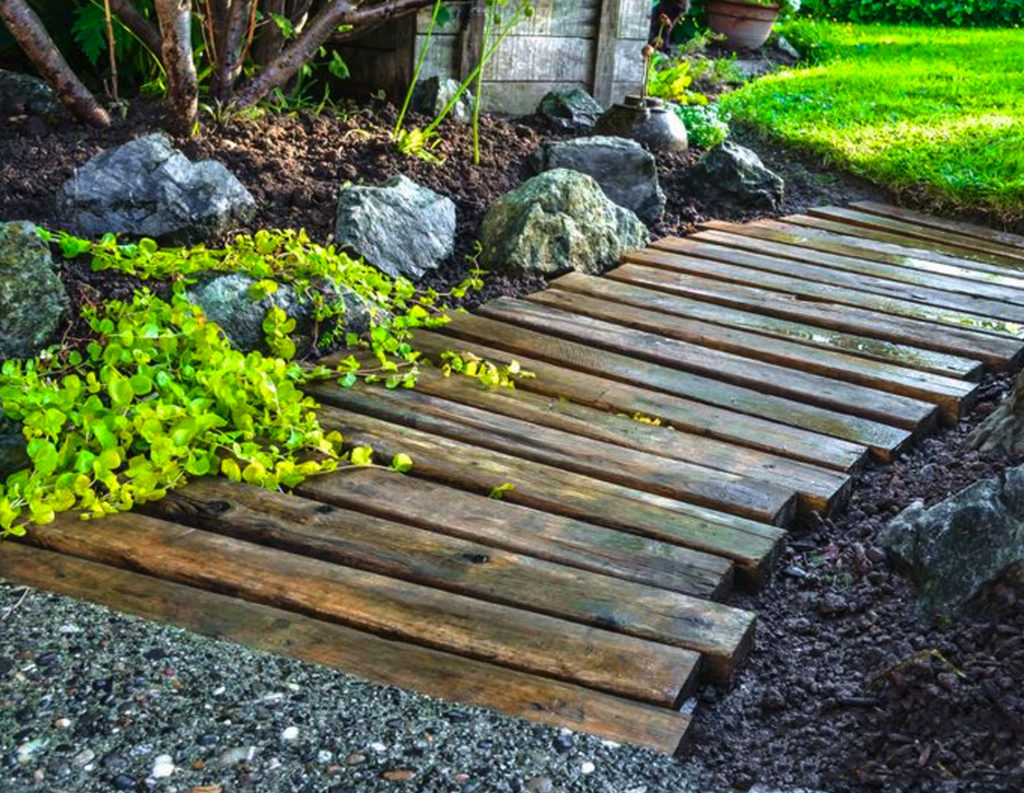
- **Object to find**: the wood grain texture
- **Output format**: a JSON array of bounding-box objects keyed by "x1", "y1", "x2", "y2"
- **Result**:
[
  {"x1": 527, "y1": 287, "x2": 975, "y2": 424},
  {"x1": 316, "y1": 404, "x2": 784, "y2": 592},
  {"x1": 609, "y1": 261, "x2": 1023, "y2": 369},
  {"x1": 550, "y1": 272, "x2": 981, "y2": 379},
  {"x1": 0, "y1": 543, "x2": 691, "y2": 753},
  {"x1": 851, "y1": 201, "x2": 1024, "y2": 252},
  {"x1": 150, "y1": 478, "x2": 754, "y2": 655},
  {"x1": 21, "y1": 513, "x2": 700, "y2": 702}
]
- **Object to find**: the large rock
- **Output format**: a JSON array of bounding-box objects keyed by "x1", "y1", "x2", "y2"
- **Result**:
[
  {"x1": 878, "y1": 466, "x2": 1024, "y2": 616},
  {"x1": 186, "y1": 272, "x2": 375, "y2": 355},
  {"x1": 0, "y1": 221, "x2": 69, "y2": 360},
  {"x1": 479, "y1": 169, "x2": 650, "y2": 277},
  {"x1": 965, "y1": 369, "x2": 1024, "y2": 454},
  {"x1": 57, "y1": 133, "x2": 257, "y2": 244},
  {"x1": 334, "y1": 175, "x2": 456, "y2": 282},
  {"x1": 690, "y1": 141, "x2": 784, "y2": 213},
  {"x1": 411, "y1": 76, "x2": 473, "y2": 124},
  {"x1": 536, "y1": 88, "x2": 604, "y2": 133},
  {"x1": 529, "y1": 136, "x2": 665, "y2": 224},
  {"x1": 0, "y1": 69, "x2": 59, "y2": 118}
]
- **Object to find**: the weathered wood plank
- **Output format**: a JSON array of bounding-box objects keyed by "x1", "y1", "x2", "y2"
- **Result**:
[
  {"x1": 697, "y1": 222, "x2": 1024, "y2": 308},
  {"x1": 528, "y1": 287, "x2": 976, "y2": 424},
  {"x1": 359, "y1": 365, "x2": 852, "y2": 516},
  {"x1": 316, "y1": 404, "x2": 784, "y2": 590},
  {"x1": 657, "y1": 235, "x2": 1024, "y2": 326},
  {"x1": 551, "y1": 271, "x2": 982, "y2": 379},
  {"x1": 21, "y1": 514, "x2": 701, "y2": 701},
  {"x1": 851, "y1": 201, "x2": 1024, "y2": 252},
  {"x1": 592, "y1": 0, "x2": 622, "y2": 104},
  {"x1": 151, "y1": 478, "x2": 753, "y2": 655},
  {"x1": 476, "y1": 298, "x2": 937, "y2": 434},
  {"x1": 609, "y1": 261, "x2": 1024, "y2": 369},
  {"x1": 807, "y1": 206, "x2": 1024, "y2": 266},
  {"x1": 310, "y1": 380, "x2": 798, "y2": 525},
  {"x1": 297, "y1": 466, "x2": 734, "y2": 595},
  {"x1": 410, "y1": 329, "x2": 868, "y2": 472},
  {"x1": 0, "y1": 543, "x2": 691, "y2": 753}
]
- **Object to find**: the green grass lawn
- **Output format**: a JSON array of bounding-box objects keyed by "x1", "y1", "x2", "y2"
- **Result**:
[{"x1": 719, "y1": 21, "x2": 1024, "y2": 221}]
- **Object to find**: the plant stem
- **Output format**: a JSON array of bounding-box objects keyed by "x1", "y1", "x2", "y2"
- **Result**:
[
  {"x1": 471, "y1": 3, "x2": 495, "y2": 165},
  {"x1": 394, "y1": 0, "x2": 443, "y2": 139}
]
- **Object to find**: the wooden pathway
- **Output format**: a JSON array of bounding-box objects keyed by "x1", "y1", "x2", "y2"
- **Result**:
[{"x1": 4, "y1": 202, "x2": 1024, "y2": 754}]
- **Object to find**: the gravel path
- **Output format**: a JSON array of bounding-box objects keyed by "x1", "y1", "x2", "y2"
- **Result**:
[{"x1": 1, "y1": 578, "x2": 803, "y2": 793}]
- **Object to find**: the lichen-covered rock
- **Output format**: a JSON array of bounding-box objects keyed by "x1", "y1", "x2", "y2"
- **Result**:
[
  {"x1": 690, "y1": 140, "x2": 784, "y2": 213},
  {"x1": 536, "y1": 88, "x2": 603, "y2": 133},
  {"x1": 0, "y1": 69, "x2": 59, "y2": 118},
  {"x1": 529, "y1": 136, "x2": 665, "y2": 224},
  {"x1": 965, "y1": 369, "x2": 1024, "y2": 454},
  {"x1": 0, "y1": 221, "x2": 69, "y2": 360},
  {"x1": 411, "y1": 76, "x2": 473, "y2": 124},
  {"x1": 878, "y1": 466, "x2": 1024, "y2": 616},
  {"x1": 186, "y1": 272, "x2": 375, "y2": 355},
  {"x1": 57, "y1": 133, "x2": 256, "y2": 244},
  {"x1": 480, "y1": 169, "x2": 650, "y2": 277},
  {"x1": 334, "y1": 175, "x2": 456, "y2": 282}
]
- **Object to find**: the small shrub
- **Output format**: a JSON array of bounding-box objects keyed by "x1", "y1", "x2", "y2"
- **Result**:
[{"x1": 674, "y1": 102, "x2": 731, "y2": 147}]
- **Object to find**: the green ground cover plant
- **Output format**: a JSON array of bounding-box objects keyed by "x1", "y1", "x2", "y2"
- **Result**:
[
  {"x1": 720, "y1": 21, "x2": 1024, "y2": 220},
  {"x1": 801, "y1": 0, "x2": 1024, "y2": 27}
]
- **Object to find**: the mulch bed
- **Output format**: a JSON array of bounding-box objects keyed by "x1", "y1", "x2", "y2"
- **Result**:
[{"x1": 6, "y1": 105, "x2": 1022, "y2": 792}]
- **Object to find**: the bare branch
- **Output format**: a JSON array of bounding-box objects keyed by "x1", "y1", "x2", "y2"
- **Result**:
[
  {"x1": 108, "y1": 0, "x2": 162, "y2": 57},
  {"x1": 0, "y1": 0, "x2": 111, "y2": 126}
]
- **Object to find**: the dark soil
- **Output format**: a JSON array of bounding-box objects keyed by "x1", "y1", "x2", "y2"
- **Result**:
[{"x1": 690, "y1": 375, "x2": 1024, "y2": 793}]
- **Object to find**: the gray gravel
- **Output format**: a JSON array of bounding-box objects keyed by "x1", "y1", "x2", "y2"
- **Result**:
[{"x1": 0, "y1": 579, "x2": 825, "y2": 793}]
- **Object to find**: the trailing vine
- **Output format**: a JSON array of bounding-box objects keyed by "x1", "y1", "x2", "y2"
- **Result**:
[{"x1": 0, "y1": 230, "x2": 524, "y2": 538}]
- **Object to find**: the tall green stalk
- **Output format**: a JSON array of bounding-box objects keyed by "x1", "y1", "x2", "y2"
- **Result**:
[
  {"x1": 393, "y1": 0, "x2": 444, "y2": 140},
  {"x1": 471, "y1": 4, "x2": 496, "y2": 165}
]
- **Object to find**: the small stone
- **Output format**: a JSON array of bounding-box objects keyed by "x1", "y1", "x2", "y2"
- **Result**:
[
  {"x1": 54, "y1": 718, "x2": 71, "y2": 729},
  {"x1": 526, "y1": 775, "x2": 553, "y2": 793},
  {"x1": 345, "y1": 753, "x2": 367, "y2": 766},
  {"x1": 580, "y1": 761, "x2": 596, "y2": 775},
  {"x1": 317, "y1": 750, "x2": 333, "y2": 764},
  {"x1": 73, "y1": 749, "x2": 96, "y2": 767},
  {"x1": 689, "y1": 141, "x2": 784, "y2": 213},
  {"x1": 151, "y1": 754, "x2": 175, "y2": 778},
  {"x1": 217, "y1": 746, "x2": 256, "y2": 767},
  {"x1": 369, "y1": 742, "x2": 387, "y2": 753},
  {"x1": 112, "y1": 774, "x2": 135, "y2": 791},
  {"x1": 536, "y1": 88, "x2": 604, "y2": 133},
  {"x1": 411, "y1": 75, "x2": 473, "y2": 124},
  {"x1": 381, "y1": 769, "x2": 416, "y2": 781},
  {"x1": 281, "y1": 726, "x2": 300, "y2": 742},
  {"x1": 818, "y1": 592, "x2": 847, "y2": 617},
  {"x1": 552, "y1": 733, "x2": 573, "y2": 754},
  {"x1": 197, "y1": 733, "x2": 219, "y2": 747}
]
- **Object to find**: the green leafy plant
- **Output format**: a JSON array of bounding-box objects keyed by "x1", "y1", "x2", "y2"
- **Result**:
[
  {"x1": 799, "y1": 0, "x2": 1023, "y2": 27},
  {"x1": 674, "y1": 102, "x2": 730, "y2": 147},
  {"x1": 647, "y1": 54, "x2": 710, "y2": 106}
]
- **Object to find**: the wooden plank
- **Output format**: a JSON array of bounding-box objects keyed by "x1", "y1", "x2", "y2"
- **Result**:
[
  {"x1": 21, "y1": 514, "x2": 701, "y2": 701},
  {"x1": 528, "y1": 287, "x2": 976, "y2": 424},
  {"x1": 0, "y1": 544, "x2": 690, "y2": 753},
  {"x1": 457, "y1": 1, "x2": 487, "y2": 81},
  {"x1": 551, "y1": 271, "x2": 982, "y2": 380},
  {"x1": 425, "y1": 315, "x2": 899, "y2": 461},
  {"x1": 476, "y1": 298, "x2": 937, "y2": 434},
  {"x1": 297, "y1": 466, "x2": 735, "y2": 595},
  {"x1": 151, "y1": 478, "x2": 751, "y2": 654},
  {"x1": 316, "y1": 404, "x2": 784, "y2": 590},
  {"x1": 609, "y1": 261, "x2": 1024, "y2": 369},
  {"x1": 310, "y1": 380, "x2": 798, "y2": 526},
  {"x1": 807, "y1": 206, "x2": 1024, "y2": 266},
  {"x1": 851, "y1": 200, "x2": 1024, "y2": 253},
  {"x1": 697, "y1": 222, "x2": 1024, "y2": 308},
  {"x1": 592, "y1": 0, "x2": 622, "y2": 105},
  {"x1": 369, "y1": 365, "x2": 852, "y2": 516},
  {"x1": 411, "y1": 328, "x2": 868, "y2": 472},
  {"x1": 657, "y1": 235, "x2": 1024, "y2": 326},
  {"x1": 782, "y1": 212, "x2": 1024, "y2": 273},
  {"x1": 710, "y1": 218, "x2": 1024, "y2": 293}
]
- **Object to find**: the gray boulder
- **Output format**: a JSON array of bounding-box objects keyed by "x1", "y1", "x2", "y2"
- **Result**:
[
  {"x1": 411, "y1": 76, "x2": 473, "y2": 124},
  {"x1": 536, "y1": 88, "x2": 604, "y2": 133},
  {"x1": 0, "y1": 69, "x2": 59, "y2": 118},
  {"x1": 57, "y1": 133, "x2": 257, "y2": 244},
  {"x1": 187, "y1": 272, "x2": 376, "y2": 355},
  {"x1": 529, "y1": 136, "x2": 665, "y2": 224},
  {"x1": 878, "y1": 466, "x2": 1024, "y2": 616},
  {"x1": 480, "y1": 169, "x2": 650, "y2": 277},
  {"x1": 965, "y1": 369, "x2": 1024, "y2": 454},
  {"x1": 0, "y1": 221, "x2": 69, "y2": 360},
  {"x1": 690, "y1": 141, "x2": 784, "y2": 213},
  {"x1": 334, "y1": 175, "x2": 456, "y2": 282}
]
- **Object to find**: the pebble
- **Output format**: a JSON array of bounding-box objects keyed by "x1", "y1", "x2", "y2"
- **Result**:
[
  {"x1": 525, "y1": 775, "x2": 553, "y2": 793},
  {"x1": 345, "y1": 752, "x2": 366, "y2": 765},
  {"x1": 281, "y1": 725, "x2": 300, "y2": 742},
  {"x1": 580, "y1": 760, "x2": 596, "y2": 774},
  {"x1": 381, "y1": 768, "x2": 416, "y2": 781},
  {"x1": 151, "y1": 754, "x2": 175, "y2": 778},
  {"x1": 73, "y1": 748, "x2": 95, "y2": 767},
  {"x1": 53, "y1": 717, "x2": 71, "y2": 729},
  {"x1": 112, "y1": 773, "x2": 135, "y2": 790},
  {"x1": 317, "y1": 749, "x2": 333, "y2": 763},
  {"x1": 217, "y1": 746, "x2": 256, "y2": 766}
]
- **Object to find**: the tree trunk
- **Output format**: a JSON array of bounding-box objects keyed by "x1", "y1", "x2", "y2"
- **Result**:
[
  {"x1": 0, "y1": 0, "x2": 111, "y2": 126},
  {"x1": 153, "y1": 0, "x2": 198, "y2": 129},
  {"x1": 210, "y1": 0, "x2": 253, "y2": 102},
  {"x1": 108, "y1": 0, "x2": 162, "y2": 57},
  {"x1": 233, "y1": 0, "x2": 435, "y2": 108}
]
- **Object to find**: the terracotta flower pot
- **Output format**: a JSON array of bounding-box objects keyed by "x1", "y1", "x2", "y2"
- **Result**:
[{"x1": 706, "y1": 0, "x2": 780, "y2": 51}]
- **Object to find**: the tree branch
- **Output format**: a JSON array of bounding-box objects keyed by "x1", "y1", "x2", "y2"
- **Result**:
[
  {"x1": 233, "y1": 0, "x2": 440, "y2": 108},
  {"x1": 0, "y1": 0, "x2": 111, "y2": 126},
  {"x1": 108, "y1": 0, "x2": 162, "y2": 57}
]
